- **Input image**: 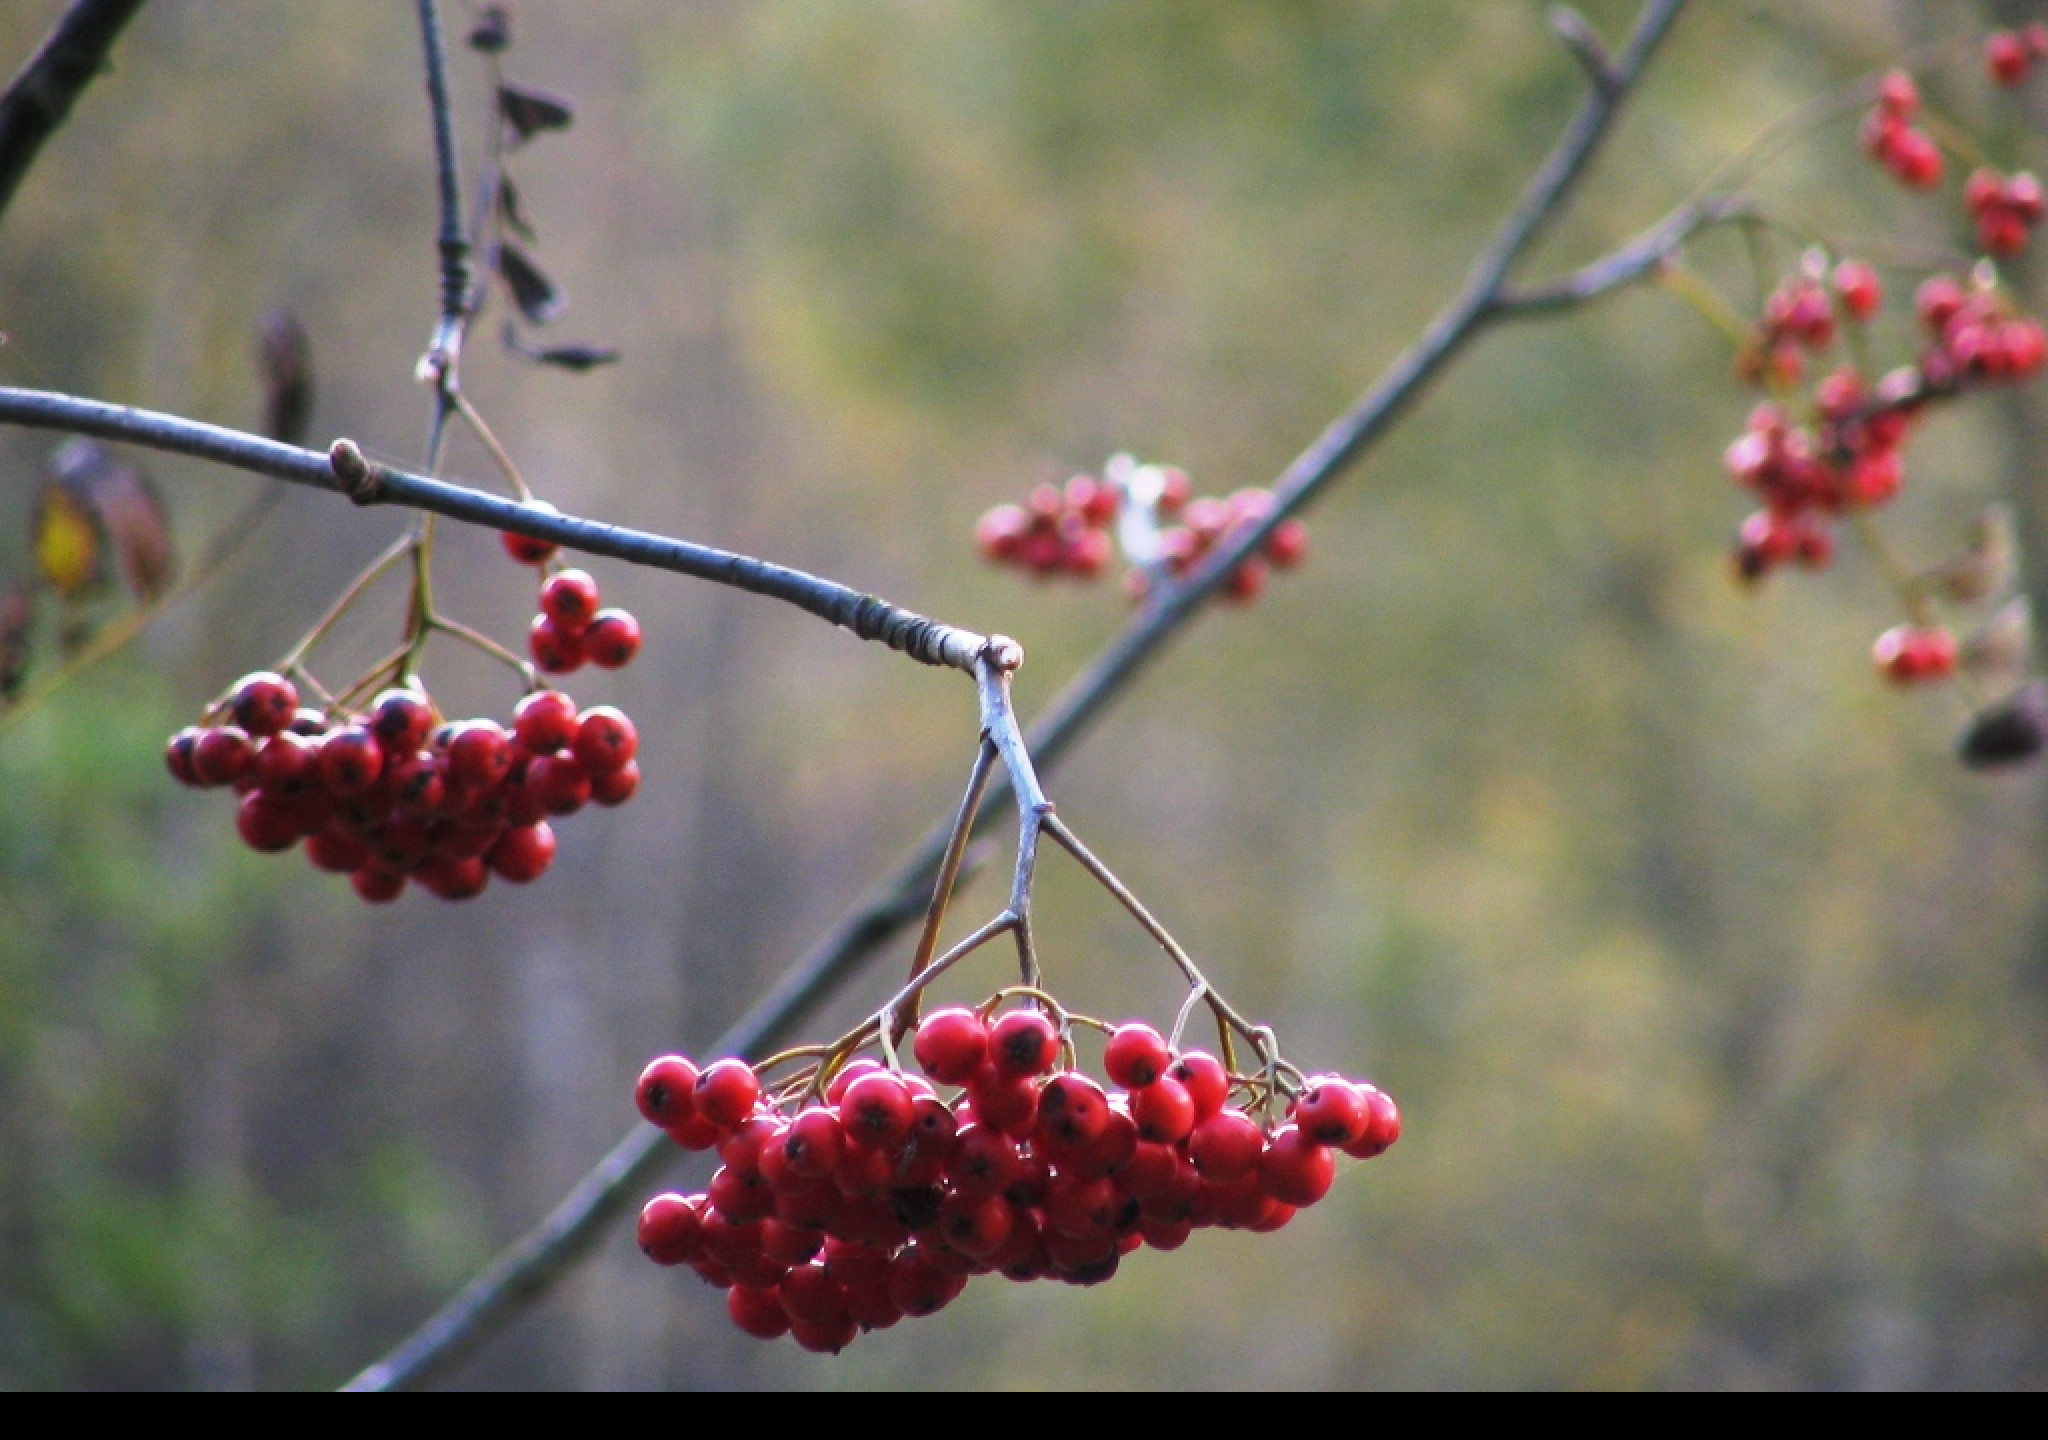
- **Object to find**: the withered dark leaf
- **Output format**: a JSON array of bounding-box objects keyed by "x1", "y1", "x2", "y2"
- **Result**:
[
  {"x1": 501, "y1": 321, "x2": 618, "y2": 372},
  {"x1": 498, "y1": 84, "x2": 573, "y2": 144},
  {"x1": 498, "y1": 175, "x2": 535, "y2": 242},
  {"x1": 535, "y1": 344, "x2": 622, "y2": 373},
  {"x1": 0, "y1": 582, "x2": 34, "y2": 702},
  {"x1": 468, "y1": 4, "x2": 511, "y2": 54},
  {"x1": 256, "y1": 308, "x2": 314, "y2": 445},
  {"x1": 92, "y1": 463, "x2": 175, "y2": 603},
  {"x1": 1958, "y1": 681, "x2": 2048, "y2": 770},
  {"x1": 497, "y1": 240, "x2": 566, "y2": 325}
]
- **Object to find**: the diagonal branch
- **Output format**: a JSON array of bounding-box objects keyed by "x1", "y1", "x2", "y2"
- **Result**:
[
  {"x1": 0, "y1": 0, "x2": 147, "y2": 226},
  {"x1": 337, "y1": 0, "x2": 1693, "y2": 1391}
]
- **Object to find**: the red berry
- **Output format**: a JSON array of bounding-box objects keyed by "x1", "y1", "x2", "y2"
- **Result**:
[
  {"x1": 512, "y1": 690, "x2": 578, "y2": 754},
  {"x1": 988, "y1": 1009, "x2": 1059, "y2": 1079},
  {"x1": 1189, "y1": 1108, "x2": 1265, "y2": 1182},
  {"x1": 1130, "y1": 1075, "x2": 1198, "y2": 1145},
  {"x1": 501, "y1": 500, "x2": 561, "y2": 565},
  {"x1": 540, "y1": 568, "x2": 602, "y2": 630},
  {"x1": 638, "y1": 1192, "x2": 705, "y2": 1267},
  {"x1": 1292, "y1": 1075, "x2": 1370, "y2": 1148},
  {"x1": 192, "y1": 725, "x2": 256, "y2": 787},
  {"x1": 230, "y1": 671, "x2": 299, "y2": 737},
  {"x1": 1035, "y1": 1072, "x2": 1110, "y2": 1149},
  {"x1": 783, "y1": 1107, "x2": 847, "y2": 1180},
  {"x1": 529, "y1": 614, "x2": 585, "y2": 674},
  {"x1": 1342, "y1": 1087, "x2": 1403, "y2": 1159},
  {"x1": 235, "y1": 791, "x2": 303, "y2": 853},
  {"x1": 1103, "y1": 1022, "x2": 1171, "y2": 1089},
  {"x1": 635, "y1": 1054, "x2": 701, "y2": 1128},
  {"x1": 525, "y1": 752, "x2": 592, "y2": 815},
  {"x1": 573, "y1": 706, "x2": 638, "y2": 776},
  {"x1": 840, "y1": 1071, "x2": 917, "y2": 1154},
  {"x1": 1259, "y1": 1124, "x2": 1336, "y2": 1207},
  {"x1": 694, "y1": 1059, "x2": 762, "y2": 1130},
  {"x1": 913, "y1": 1007, "x2": 989, "y2": 1084},
  {"x1": 446, "y1": 721, "x2": 513, "y2": 789},
  {"x1": 350, "y1": 867, "x2": 406, "y2": 904},
  {"x1": 367, "y1": 688, "x2": 435, "y2": 756},
  {"x1": 589, "y1": 760, "x2": 640, "y2": 807},
  {"x1": 1988, "y1": 29, "x2": 2033, "y2": 86},
  {"x1": 417, "y1": 853, "x2": 489, "y2": 900},
  {"x1": 582, "y1": 608, "x2": 642, "y2": 669},
  {"x1": 165, "y1": 727, "x2": 204, "y2": 786},
  {"x1": 1873, "y1": 624, "x2": 1958, "y2": 685},
  {"x1": 725, "y1": 1283, "x2": 789, "y2": 1340},
  {"x1": 1831, "y1": 260, "x2": 1882, "y2": 321},
  {"x1": 488, "y1": 821, "x2": 556, "y2": 882},
  {"x1": 1168, "y1": 1050, "x2": 1230, "y2": 1120},
  {"x1": 317, "y1": 725, "x2": 384, "y2": 796}
]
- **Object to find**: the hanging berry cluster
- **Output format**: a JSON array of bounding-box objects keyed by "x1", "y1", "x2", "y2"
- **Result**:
[
  {"x1": 1697, "y1": 47, "x2": 2048, "y2": 766},
  {"x1": 165, "y1": 497, "x2": 644, "y2": 901},
  {"x1": 634, "y1": 1002, "x2": 1398, "y2": 1354},
  {"x1": 975, "y1": 455, "x2": 1308, "y2": 605},
  {"x1": 633, "y1": 642, "x2": 1395, "y2": 1352}
]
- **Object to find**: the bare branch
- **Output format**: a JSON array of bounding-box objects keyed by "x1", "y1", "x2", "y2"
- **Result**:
[
  {"x1": 0, "y1": 387, "x2": 987, "y2": 672},
  {"x1": 336, "y1": 0, "x2": 1694, "y2": 1390},
  {"x1": 0, "y1": 0, "x2": 147, "y2": 226},
  {"x1": 1492, "y1": 194, "x2": 1745, "y2": 318},
  {"x1": 1549, "y1": 5, "x2": 1620, "y2": 98}
]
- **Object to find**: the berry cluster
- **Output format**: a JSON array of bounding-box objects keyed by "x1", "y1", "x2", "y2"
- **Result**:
[
  {"x1": 501, "y1": 519, "x2": 644, "y2": 676},
  {"x1": 1964, "y1": 168, "x2": 2046, "y2": 257},
  {"x1": 634, "y1": 1008, "x2": 1397, "y2": 1354},
  {"x1": 1986, "y1": 25, "x2": 2048, "y2": 89},
  {"x1": 165, "y1": 671, "x2": 638, "y2": 902},
  {"x1": 975, "y1": 462, "x2": 1309, "y2": 606},
  {"x1": 973, "y1": 475, "x2": 1121, "y2": 579},
  {"x1": 1860, "y1": 71, "x2": 1943, "y2": 190}
]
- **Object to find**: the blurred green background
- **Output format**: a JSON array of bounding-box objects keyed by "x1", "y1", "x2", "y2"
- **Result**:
[{"x1": 3, "y1": 0, "x2": 2047, "y2": 1389}]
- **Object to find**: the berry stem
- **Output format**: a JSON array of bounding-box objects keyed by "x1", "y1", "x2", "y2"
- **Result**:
[
  {"x1": 453, "y1": 393, "x2": 537, "y2": 503},
  {"x1": 276, "y1": 529, "x2": 416, "y2": 677},
  {"x1": 1653, "y1": 263, "x2": 1755, "y2": 349},
  {"x1": 897, "y1": 736, "x2": 1001, "y2": 1040},
  {"x1": 424, "y1": 613, "x2": 539, "y2": 685}
]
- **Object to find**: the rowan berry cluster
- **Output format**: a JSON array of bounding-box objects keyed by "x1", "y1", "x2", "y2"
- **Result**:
[
  {"x1": 501, "y1": 516, "x2": 643, "y2": 674},
  {"x1": 165, "y1": 670, "x2": 638, "y2": 902},
  {"x1": 634, "y1": 1006, "x2": 1397, "y2": 1354},
  {"x1": 974, "y1": 459, "x2": 1308, "y2": 604},
  {"x1": 1986, "y1": 24, "x2": 2048, "y2": 89},
  {"x1": 1860, "y1": 70, "x2": 1944, "y2": 190}
]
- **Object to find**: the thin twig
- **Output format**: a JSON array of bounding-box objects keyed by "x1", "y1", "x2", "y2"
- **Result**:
[
  {"x1": 894, "y1": 737, "x2": 999, "y2": 1042},
  {"x1": 0, "y1": 389, "x2": 989, "y2": 673},
  {"x1": 0, "y1": 0, "x2": 147, "y2": 226}
]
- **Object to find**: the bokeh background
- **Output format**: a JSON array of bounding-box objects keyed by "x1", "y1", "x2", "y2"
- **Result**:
[{"x1": 4, "y1": 0, "x2": 2048, "y2": 1389}]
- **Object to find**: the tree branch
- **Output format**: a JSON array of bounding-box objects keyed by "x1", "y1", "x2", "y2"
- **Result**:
[
  {"x1": 0, "y1": 388, "x2": 986, "y2": 672},
  {"x1": 1491, "y1": 194, "x2": 1745, "y2": 318},
  {"x1": 335, "y1": 0, "x2": 1693, "y2": 1390},
  {"x1": 0, "y1": 0, "x2": 147, "y2": 226}
]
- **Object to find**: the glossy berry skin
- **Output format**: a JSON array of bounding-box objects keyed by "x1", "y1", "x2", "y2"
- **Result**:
[
  {"x1": 1130, "y1": 1075, "x2": 1198, "y2": 1145},
  {"x1": 529, "y1": 615, "x2": 585, "y2": 674},
  {"x1": 367, "y1": 688, "x2": 435, "y2": 756},
  {"x1": 488, "y1": 821, "x2": 557, "y2": 882},
  {"x1": 573, "y1": 707, "x2": 638, "y2": 776},
  {"x1": 230, "y1": 672, "x2": 299, "y2": 737},
  {"x1": 1168, "y1": 1051, "x2": 1230, "y2": 1121},
  {"x1": 512, "y1": 690, "x2": 579, "y2": 754},
  {"x1": 1344, "y1": 1088, "x2": 1403, "y2": 1159},
  {"x1": 583, "y1": 609, "x2": 642, "y2": 669},
  {"x1": 193, "y1": 726, "x2": 256, "y2": 787},
  {"x1": 1259, "y1": 1125, "x2": 1336, "y2": 1207},
  {"x1": 840, "y1": 1072, "x2": 917, "y2": 1154},
  {"x1": 988, "y1": 1010, "x2": 1059, "y2": 1079},
  {"x1": 913, "y1": 1007, "x2": 989, "y2": 1084},
  {"x1": 1103, "y1": 1022, "x2": 1171, "y2": 1088},
  {"x1": 1189, "y1": 1109, "x2": 1264, "y2": 1182},
  {"x1": 1873, "y1": 624, "x2": 1958, "y2": 685},
  {"x1": 638, "y1": 1192, "x2": 705, "y2": 1267},
  {"x1": 590, "y1": 761, "x2": 640, "y2": 807},
  {"x1": 540, "y1": 568, "x2": 602, "y2": 630},
  {"x1": 694, "y1": 1059, "x2": 762, "y2": 1130},
  {"x1": 1292, "y1": 1075, "x2": 1370, "y2": 1148},
  {"x1": 317, "y1": 726, "x2": 384, "y2": 796},
  {"x1": 635, "y1": 1056, "x2": 701, "y2": 1128}
]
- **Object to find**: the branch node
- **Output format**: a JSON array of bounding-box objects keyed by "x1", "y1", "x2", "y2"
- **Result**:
[
  {"x1": 984, "y1": 635, "x2": 1024, "y2": 674},
  {"x1": 1548, "y1": 5, "x2": 1621, "y2": 97},
  {"x1": 328, "y1": 439, "x2": 384, "y2": 505}
]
